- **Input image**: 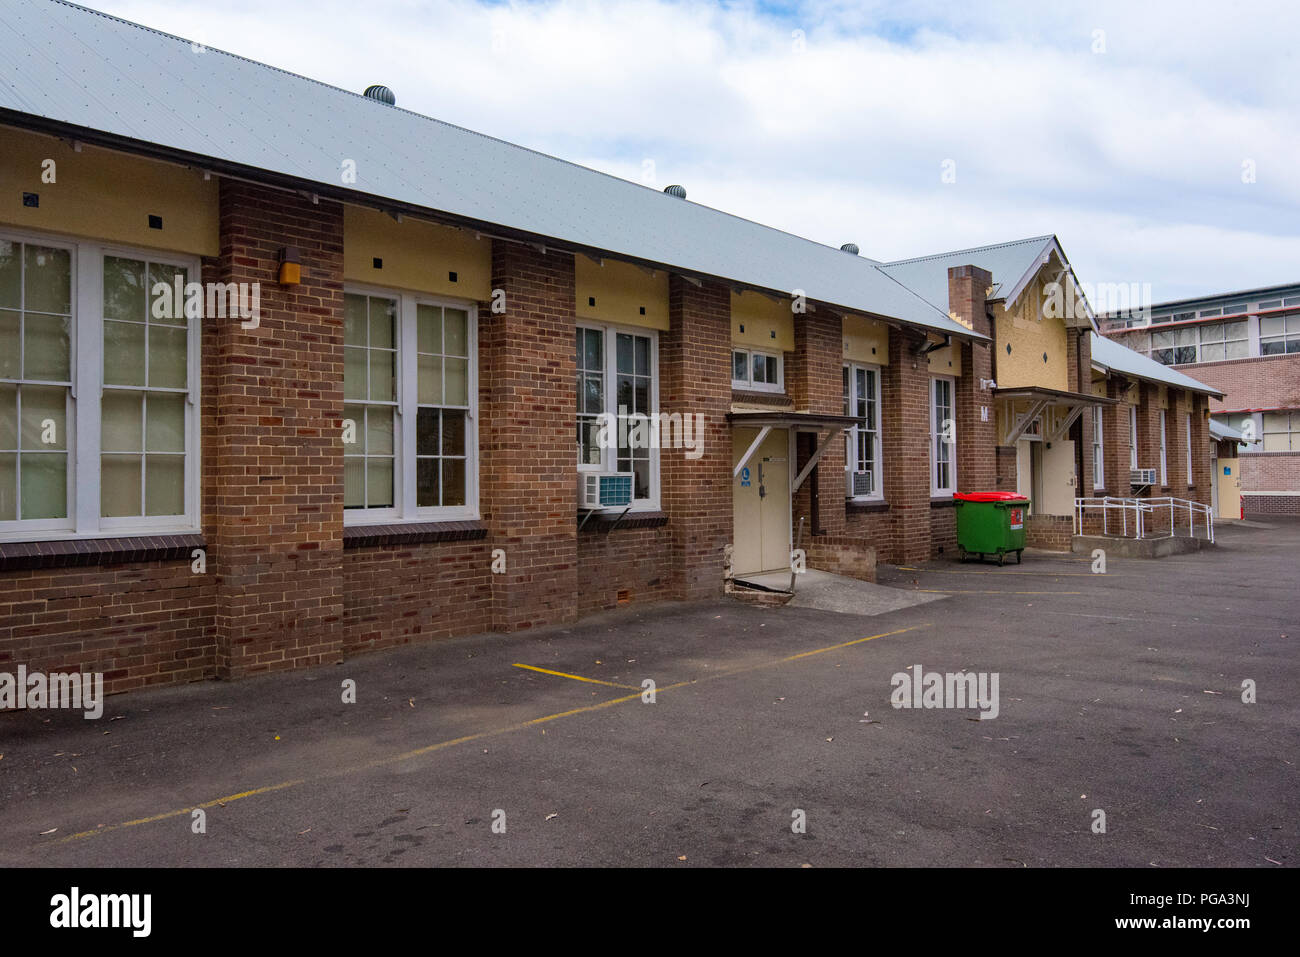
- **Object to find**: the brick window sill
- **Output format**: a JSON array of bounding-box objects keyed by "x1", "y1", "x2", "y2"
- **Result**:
[
  {"x1": 731, "y1": 389, "x2": 793, "y2": 407},
  {"x1": 0, "y1": 533, "x2": 205, "y2": 572},
  {"x1": 343, "y1": 521, "x2": 488, "y2": 548},
  {"x1": 846, "y1": 500, "x2": 890, "y2": 514},
  {"x1": 578, "y1": 511, "x2": 669, "y2": 533},
  {"x1": 930, "y1": 497, "x2": 957, "y2": 508}
]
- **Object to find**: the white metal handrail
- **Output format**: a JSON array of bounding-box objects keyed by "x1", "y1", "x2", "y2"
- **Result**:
[{"x1": 1074, "y1": 496, "x2": 1214, "y2": 543}]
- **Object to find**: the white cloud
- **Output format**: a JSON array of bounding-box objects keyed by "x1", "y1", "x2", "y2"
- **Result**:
[{"x1": 85, "y1": 0, "x2": 1300, "y2": 299}]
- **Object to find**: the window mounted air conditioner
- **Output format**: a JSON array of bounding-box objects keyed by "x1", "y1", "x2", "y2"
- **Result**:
[
  {"x1": 851, "y1": 470, "x2": 873, "y2": 497},
  {"x1": 580, "y1": 472, "x2": 634, "y2": 509},
  {"x1": 1130, "y1": 468, "x2": 1157, "y2": 486}
]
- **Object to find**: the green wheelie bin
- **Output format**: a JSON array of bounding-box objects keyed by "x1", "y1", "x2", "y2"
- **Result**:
[{"x1": 953, "y1": 492, "x2": 1029, "y2": 565}]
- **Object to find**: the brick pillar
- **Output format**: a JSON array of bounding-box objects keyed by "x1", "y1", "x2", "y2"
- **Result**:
[
  {"x1": 1135, "y1": 382, "x2": 1164, "y2": 495},
  {"x1": 480, "y1": 242, "x2": 578, "y2": 630},
  {"x1": 661, "y1": 275, "x2": 732, "y2": 599},
  {"x1": 1168, "y1": 389, "x2": 1189, "y2": 495},
  {"x1": 788, "y1": 309, "x2": 846, "y2": 537},
  {"x1": 1103, "y1": 377, "x2": 1132, "y2": 496},
  {"x1": 211, "y1": 181, "x2": 345, "y2": 679},
  {"x1": 882, "y1": 327, "x2": 932, "y2": 562},
  {"x1": 1071, "y1": 329, "x2": 1096, "y2": 499},
  {"x1": 1189, "y1": 393, "x2": 1213, "y2": 505},
  {"x1": 950, "y1": 266, "x2": 995, "y2": 492}
]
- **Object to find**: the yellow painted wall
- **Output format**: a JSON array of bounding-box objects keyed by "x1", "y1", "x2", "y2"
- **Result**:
[
  {"x1": 927, "y1": 340, "x2": 962, "y2": 377},
  {"x1": 842, "y1": 314, "x2": 889, "y2": 365},
  {"x1": 1, "y1": 125, "x2": 218, "y2": 256},
  {"x1": 992, "y1": 272, "x2": 1069, "y2": 391},
  {"x1": 1090, "y1": 376, "x2": 1107, "y2": 398},
  {"x1": 732, "y1": 291, "x2": 794, "y2": 351},
  {"x1": 1157, "y1": 385, "x2": 1169, "y2": 410},
  {"x1": 575, "y1": 256, "x2": 668, "y2": 331},
  {"x1": 344, "y1": 205, "x2": 490, "y2": 300}
]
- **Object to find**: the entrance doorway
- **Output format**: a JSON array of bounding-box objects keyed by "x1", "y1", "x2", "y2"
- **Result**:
[{"x1": 732, "y1": 427, "x2": 791, "y2": 575}]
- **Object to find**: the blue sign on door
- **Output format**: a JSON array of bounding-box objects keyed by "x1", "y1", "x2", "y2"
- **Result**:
[
  {"x1": 740, "y1": 466, "x2": 751, "y2": 487},
  {"x1": 1224, "y1": 466, "x2": 1231, "y2": 475}
]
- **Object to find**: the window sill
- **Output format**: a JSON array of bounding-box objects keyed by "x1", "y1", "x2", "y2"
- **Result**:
[
  {"x1": 930, "y1": 497, "x2": 957, "y2": 508},
  {"x1": 578, "y1": 510, "x2": 669, "y2": 532},
  {"x1": 731, "y1": 389, "x2": 792, "y2": 406},
  {"x1": 0, "y1": 533, "x2": 205, "y2": 572},
  {"x1": 343, "y1": 520, "x2": 488, "y2": 548},
  {"x1": 846, "y1": 500, "x2": 889, "y2": 514}
]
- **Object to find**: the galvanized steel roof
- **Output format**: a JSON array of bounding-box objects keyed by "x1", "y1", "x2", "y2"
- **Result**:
[
  {"x1": 878, "y1": 235, "x2": 1057, "y2": 312},
  {"x1": 1090, "y1": 333, "x2": 1223, "y2": 398},
  {"x1": 0, "y1": 0, "x2": 979, "y2": 340}
]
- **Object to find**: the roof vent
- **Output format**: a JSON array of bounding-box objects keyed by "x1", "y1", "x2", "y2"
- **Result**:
[
  {"x1": 840, "y1": 243, "x2": 860, "y2": 255},
  {"x1": 364, "y1": 85, "x2": 396, "y2": 106},
  {"x1": 663, "y1": 185, "x2": 687, "y2": 199}
]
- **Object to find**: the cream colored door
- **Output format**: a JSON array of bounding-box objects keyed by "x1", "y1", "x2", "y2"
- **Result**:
[
  {"x1": 1217, "y1": 457, "x2": 1241, "y2": 519},
  {"x1": 1041, "y1": 439, "x2": 1077, "y2": 515},
  {"x1": 732, "y1": 428, "x2": 791, "y2": 575}
]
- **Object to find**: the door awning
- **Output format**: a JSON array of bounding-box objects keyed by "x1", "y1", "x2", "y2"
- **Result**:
[
  {"x1": 993, "y1": 386, "x2": 1117, "y2": 445},
  {"x1": 727, "y1": 411, "x2": 859, "y2": 430}
]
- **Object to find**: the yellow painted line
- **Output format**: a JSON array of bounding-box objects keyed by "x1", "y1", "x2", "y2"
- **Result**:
[
  {"x1": 900, "y1": 569, "x2": 1101, "y2": 577},
  {"x1": 54, "y1": 779, "x2": 305, "y2": 844},
  {"x1": 47, "y1": 624, "x2": 928, "y2": 846},
  {"x1": 917, "y1": 589, "x2": 1082, "y2": 595},
  {"x1": 511, "y1": 662, "x2": 639, "y2": 689}
]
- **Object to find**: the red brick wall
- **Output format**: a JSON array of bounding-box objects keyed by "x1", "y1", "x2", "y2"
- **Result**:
[
  {"x1": 480, "y1": 242, "x2": 579, "y2": 630},
  {"x1": 1025, "y1": 514, "x2": 1073, "y2": 551},
  {"x1": 210, "y1": 181, "x2": 346, "y2": 678},
  {"x1": 952, "y1": 266, "x2": 996, "y2": 493},
  {"x1": 805, "y1": 535, "x2": 876, "y2": 582},
  {"x1": 789, "y1": 308, "x2": 847, "y2": 538},
  {"x1": 577, "y1": 525, "x2": 674, "y2": 613},
  {"x1": 661, "y1": 276, "x2": 732, "y2": 599}
]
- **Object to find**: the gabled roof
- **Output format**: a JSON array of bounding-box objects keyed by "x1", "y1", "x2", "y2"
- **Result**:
[
  {"x1": 1089, "y1": 333, "x2": 1224, "y2": 399},
  {"x1": 0, "y1": 0, "x2": 981, "y2": 342}
]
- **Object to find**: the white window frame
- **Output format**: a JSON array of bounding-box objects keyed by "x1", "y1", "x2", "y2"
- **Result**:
[
  {"x1": 1129, "y1": 405, "x2": 1138, "y2": 470},
  {"x1": 730, "y1": 346, "x2": 784, "y2": 393},
  {"x1": 1159, "y1": 409, "x2": 1168, "y2": 485},
  {"x1": 0, "y1": 227, "x2": 201, "y2": 542},
  {"x1": 930, "y1": 375, "x2": 956, "y2": 496},
  {"x1": 343, "y1": 283, "x2": 479, "y2": 525},
  {"x1": 1092, "y1": 405, "x2": 1104, "y2": 489},
  {"x1": 576, "y1": 320, "x2": 660, "y2": 511},
  {"x1": 843, "y1": 362, "x2": 882, "y2": 501}
]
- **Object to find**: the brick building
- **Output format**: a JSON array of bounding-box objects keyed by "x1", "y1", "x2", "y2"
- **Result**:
[
  {"x1": 1100, "y1": 282, "x2": 1300, "y2": 517},
  {"x1": 0, "y1": 0, "x2": 1224, "y2": 697}
]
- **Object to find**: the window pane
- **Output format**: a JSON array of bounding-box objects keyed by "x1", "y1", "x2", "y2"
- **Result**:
[
  {"x1": 444, "y1": 357, "x2": 468, "y2": 405},
  {"x1": 616, "y1": 334, "x2": 634, "y2": 375},
  {"x1": 147, "y1": 263, "x2": 188, "y2": 325},
  {"x1": 443, "y1": 410, "x2": 466, "y2": 456},
  {"x1": 343, "y1": 404, "x2": 363, "y2": 453},
  {"x1": 1260, "y1": 316, "x2": 1284, "y2": 337},
  {"x1": 344, "y1": 347, "x2": 368, "y2": 400},
  {"x1": 344, "y1": 457, "x2": 364, "y2": 508},
  {"x1": 21, "y1": 385, "x2": 66, "y2": 450},
  {"x1": 104, "y1": 320, "x2": 147, "y2": 386},
  {"x1": 103, "y1": 256, "x2": 145, "y2": 321},
  {"x1": 101, "y1": 454, "x2": 141, "y2": 517},
  {"x1": 25, "y1": 245, "x2": 71, "y2": 315},
  {"x1": 419, "y1": 354, "x2": 443, "y2": 405},
  {"x1": 578, "y1": 418, "x2": 601, "y2": 465},
  {"x1": 444, "y1": 309, "x2": 468, "y2": 356},
  {"x1": 148, "y1": 324, "x2": 188, "y2": 389},
  {"x1": 417, "y1": 457, "x2": 440, "y2": 507},
  {"x1": 1226, "y1": 339, "x2": 1249, "y2": 359},
  {"x1": 23, "y1": 313, "x2": 71, "y2": 381},
  {"x1": 418, "y1": 305, "x2": 442, "y2": 354},
  {"x1": 0, "y1": 310, "x2": 18, "y2": 378},
  {"x1": 441, "y1": 458, "x2": 465, "y2": 507},
  {"x1": 144, "y1": 454, "x2": 184, "y2": 515},
  {"x1": 584, "y1": 374, "x2": 603, "y2": 414},
  {"x1": 0, "y1": 452, "x2": 14, "y2": 520},
  {"x1": 146, "y1": 393, "x2": 186, "y2": 453},
  {"x1": 20, "y1": 452, "x2": 66, "y2": 519},
  {"x1": 417, "y1": 407, "x2": 440, "y2": 456},
  {"x1": 1200, "y1": 343, "x2": 1225, "y2": 362},
  {"x1": 366, "y1": 458, "x2": 394, "y2": 508},
  {"x1": 102, "y1": 391, "x2": 143, "y2": 451},
  {"x1": 0, "y1": 241, "x2": 18, "y2": 309},
  {"x1": 368, "y1": 297, "x2": 395, "y2": 349},
  {"x1": 1224, "y1": 321, "x2": 1247, "y2": 340},
  {"x1": 0, "y1": 384, "x2": 15, "y2": 448},
  {"x1": 635, "y1": 337, "x2": 649, "y2": 376},
  {"x1": 583, "y1": 329, "x2": 602, "y2": 370},
  {"x1": 368, "y1": 349, "x2": 394, "y2": 401},
  {"x1": 366, "y1": 407, "x2": 394, "y2": 455},
  {"x1": 1199, "y1": 323, "x2": 1224, "y2": 343},
  {"x1": 752, "y1": 353, "x2": 765, "y2": 384},
  {"x1": 734, "y1": 351, "x2": 747, "y2": 381},
  {"x1": 344, "y1": 294, "x2": 368, "y2": 346},
  {"x1": 1261, "y1": 338, "x2": 1284, "y2": 356}
]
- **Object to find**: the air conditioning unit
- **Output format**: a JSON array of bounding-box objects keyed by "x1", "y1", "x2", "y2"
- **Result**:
[
  {"x1": 1130, "y1": 468, "x2": 1157, "y2": 486},
  {"x1": 851, "y1": 470, "x2": 873, "y2": 497},
  {"x1": 580, "y1": 472, "x2": 634, "y2": 509}
]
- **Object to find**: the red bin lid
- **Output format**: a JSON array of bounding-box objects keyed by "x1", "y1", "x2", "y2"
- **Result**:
[{"x1": 953, "y1": 491, "x2": 1029, "y2": 502}]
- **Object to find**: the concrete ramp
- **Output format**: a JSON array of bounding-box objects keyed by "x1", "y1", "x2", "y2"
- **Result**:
[{"x1": 733, "y1": 569, "x2": 945, "y2": 617}]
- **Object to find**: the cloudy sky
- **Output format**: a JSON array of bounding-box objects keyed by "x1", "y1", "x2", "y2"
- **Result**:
[{"x1": 85, "y1": 0, "x2": 1300, "y2": 302}]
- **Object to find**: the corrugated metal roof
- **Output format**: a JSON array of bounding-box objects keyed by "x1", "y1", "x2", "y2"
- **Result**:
[
  {"x1": 1089, "y1": 333, "x2": 1223, "y2": 398},
  {"x1": 878, "y1": 236, "x2": 1056, "y2": 312},
  {"x1": 0, "y1": 0, "x2": 979, "y2": 340},
  {"x1": 1209, "y1": 419, "x2": 1251, "y2": 443}
]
